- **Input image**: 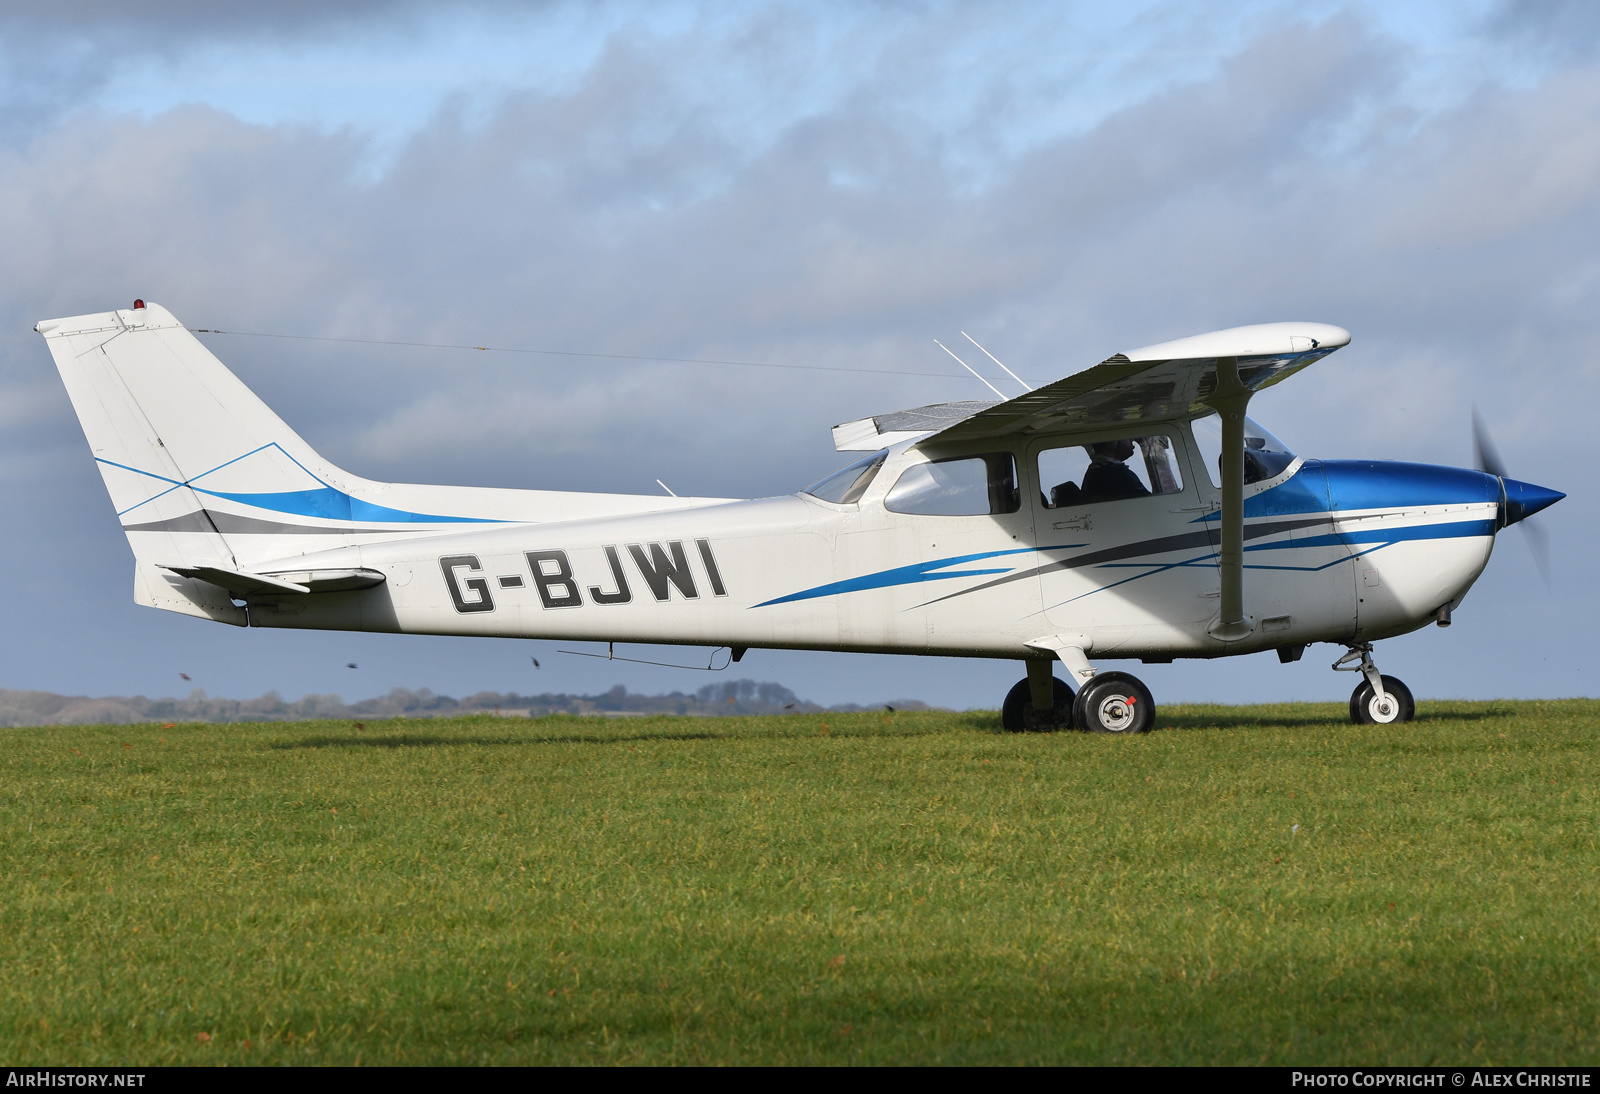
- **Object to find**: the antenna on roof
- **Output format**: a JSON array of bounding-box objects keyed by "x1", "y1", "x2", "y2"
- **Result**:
[
  {"x1": 933, "y1": 339, "x2": 1006, "y2": 399},
  {"x1": 961, "y1": 332, "x2": 1032, "y2": 392}
]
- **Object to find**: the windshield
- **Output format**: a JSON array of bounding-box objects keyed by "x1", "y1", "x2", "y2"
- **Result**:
[
  {"x1": 803, "y1": 450, "x2": 887, "y2": 504},
  {"x1": 1190, "y1": 414, "x2": 1297, "y2": 487}
]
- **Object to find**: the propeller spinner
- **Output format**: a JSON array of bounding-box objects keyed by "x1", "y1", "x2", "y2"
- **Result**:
[{"x1": 1472, "y1": 411, "x2": 1564, "y2": 584}]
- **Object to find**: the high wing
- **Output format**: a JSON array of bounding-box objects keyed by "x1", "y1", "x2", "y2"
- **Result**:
[
  {"x1": 833, "y1": 322, "x2": 1350, "y2": 450},
  {"x1": 831, "y1": 399, "x2": 999, "y2": 450}
]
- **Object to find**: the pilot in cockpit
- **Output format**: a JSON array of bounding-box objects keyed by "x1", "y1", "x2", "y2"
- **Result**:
[{"x1": 1079, "y1": 439, "x2": 1151, "y2": 503}]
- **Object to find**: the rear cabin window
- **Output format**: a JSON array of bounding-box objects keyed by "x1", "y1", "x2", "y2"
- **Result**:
[
  {"x1": 885, "y1": 454, "x2": 1020, "y2": 516},
  {"x1": 1038, "y1": 435, "x2": 1183, "y2": 508}
]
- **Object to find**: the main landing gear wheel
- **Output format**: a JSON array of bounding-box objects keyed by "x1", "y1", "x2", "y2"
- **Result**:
[
  {"x1": 1002, "y1": 676, "x2": 1074, "y2": 732},
  {"x1": 1074, "y1": 672, "x2": 1156, "y2": 735},
  {"x1": 1349, "y1": 675, "x2": 1414, "y2": 725}
]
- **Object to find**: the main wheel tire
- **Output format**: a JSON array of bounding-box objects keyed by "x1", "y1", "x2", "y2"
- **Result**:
[
  {"x1": 1073, "y1": 672, "x2": 1156, "y2": 734},
  {"x1": 1001, "y1": 676, "x2": 1075, "y2": 732},
  {"x1": 1349, "y1": 675, "x2": 1414, "y2": 724}
]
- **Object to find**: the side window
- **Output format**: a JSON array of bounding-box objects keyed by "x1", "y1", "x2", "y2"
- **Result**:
[
  {"x1": 885, "y1": 454, "x2": 1020, "y2": 516},
  {"x1": 1038, "y1": 435, "x2": 1183, "y2": 509}
]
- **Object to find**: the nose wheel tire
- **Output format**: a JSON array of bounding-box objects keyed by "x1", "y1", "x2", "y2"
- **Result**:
[
  {"x1": 1349, "y1": 675, "x2": 1414, "y2": 725},
  {"x1": 1001, "y1": 676, "x2": 1074, "y2": 732},
  {"x1": 1073, "y1": 672, "x2": 1156, "y2": 734}
]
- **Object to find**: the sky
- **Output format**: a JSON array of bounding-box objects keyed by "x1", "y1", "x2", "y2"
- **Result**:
[{"x1": 1, "y1": 0, "x2": 1595, "y2": 709}]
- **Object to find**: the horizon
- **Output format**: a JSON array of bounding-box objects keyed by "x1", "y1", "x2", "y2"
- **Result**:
[{"x1": 0, "y1": 677, "x2": 945, "y2": 727}]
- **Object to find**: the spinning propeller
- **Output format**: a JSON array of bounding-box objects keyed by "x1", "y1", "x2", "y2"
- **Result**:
[{"x1": 1472, "y1": 410, "x2": 1563, "y2": 587}]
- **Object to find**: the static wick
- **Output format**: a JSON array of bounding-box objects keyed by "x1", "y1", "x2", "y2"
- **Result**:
[{"x1": 656, "y1": 479, "x2": 678, "y2": 497}]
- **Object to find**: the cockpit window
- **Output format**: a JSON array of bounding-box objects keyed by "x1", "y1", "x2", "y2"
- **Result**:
[
  {"x1": 1191, "y1": 413, "x2": 1297, "y2": 487},
  {"x1": 803, "y1": 450, "x2": 887, "y2": 505}
]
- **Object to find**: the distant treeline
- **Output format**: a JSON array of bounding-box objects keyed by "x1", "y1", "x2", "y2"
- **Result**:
[{"x1": 0, "y1": 679, "x2": 936, "y2": 727}]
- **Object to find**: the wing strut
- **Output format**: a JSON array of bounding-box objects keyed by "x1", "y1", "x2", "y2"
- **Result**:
[{"x1": 1204, "y1": 356, "x2": 1253, "y2": 641}]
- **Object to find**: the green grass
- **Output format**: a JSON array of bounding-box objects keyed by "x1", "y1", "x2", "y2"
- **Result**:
[{"x1": 2, "y1": 700, "x2": 1597, "y2": 1065}]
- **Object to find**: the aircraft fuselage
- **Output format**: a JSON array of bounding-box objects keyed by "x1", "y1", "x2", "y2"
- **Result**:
[{"x1": 241, "y1": 433, "x2": 1513, "y2": 664}]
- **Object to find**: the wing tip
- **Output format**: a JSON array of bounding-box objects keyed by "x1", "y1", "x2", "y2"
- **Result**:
[{"x1": 1126, "y1": 322, "x2": 1350, "y2": 362}]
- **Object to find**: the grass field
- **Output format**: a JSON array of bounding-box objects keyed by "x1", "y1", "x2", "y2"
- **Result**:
[{"x1": 2, "y1": 700, "x2": 1597, "y2": 1065}]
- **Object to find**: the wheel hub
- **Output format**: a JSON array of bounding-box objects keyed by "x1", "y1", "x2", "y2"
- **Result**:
[{"x1": 1096, "y1": 693, "x2": 1136, "y2": 732}]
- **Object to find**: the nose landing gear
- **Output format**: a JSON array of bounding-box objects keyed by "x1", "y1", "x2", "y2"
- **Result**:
[{"x1": 1334, "y1": 644, "x2": 1415, "y2": 724}]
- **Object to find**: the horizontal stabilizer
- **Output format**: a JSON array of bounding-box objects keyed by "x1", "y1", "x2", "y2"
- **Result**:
[
  {"x1": 260, "y1": 567, "x2": 388, "y2": 593},
  {"x1": 162, "y1": 564, "x2": 388, "y2": 597},
  {"x1": 162, "y1": 565, "x2": 310, "y2": 596}
]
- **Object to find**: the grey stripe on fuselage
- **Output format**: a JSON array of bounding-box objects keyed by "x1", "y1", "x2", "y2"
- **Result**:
[
  {"x1": 121, "y1": 509, "x2": 420, "y2": 536},
  {"x1": 915, "y1": 515, "x2": 1334, "y2": 608}
]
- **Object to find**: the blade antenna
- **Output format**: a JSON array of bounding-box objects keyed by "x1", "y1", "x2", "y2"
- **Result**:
[
  {"x1": 934, "y1": 339, "x2": 1006, "y2": 399},
  {"x1": 961, "y1": 331, "x2": 1032, "y2": 392}
]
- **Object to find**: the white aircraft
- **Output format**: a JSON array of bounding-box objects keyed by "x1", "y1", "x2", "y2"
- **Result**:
[{"x1": 38, "y1": 301, "x2": 1563, "y2": 732}]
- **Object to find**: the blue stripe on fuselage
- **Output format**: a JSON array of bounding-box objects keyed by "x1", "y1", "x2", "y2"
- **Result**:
[
  {"x1": 99, "y1": 451, "x2": 503, "y2": 525},
  {"x1": 1249, "y1": 519, "x2": 1497, "y2": 552},
  {"x1": 1195, "y1": 460, "x2": 1502, "y2": 522},
  {"x1": 191, "y1": 486, "x2": 498, "y2": 524},
  {"x1": 752, "y1": 547, "x2": 1049, "y2": 608}
]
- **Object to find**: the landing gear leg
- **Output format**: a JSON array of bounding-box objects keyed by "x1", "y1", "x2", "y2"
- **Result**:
[
  {"x1": 1001, "y1": 658, "x2": 1073, "y2": 732},
  {"x1": 1334, "y1": 644, "x2": 1415, "y2": 725},
  {"x1": 1026, "y1": 657, "x2": 1056, "y2": 716}
]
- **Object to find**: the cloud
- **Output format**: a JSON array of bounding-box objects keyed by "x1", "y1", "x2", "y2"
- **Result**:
[
  {"x1": 0, "y1": 0, "x2": 435, "y2": 37},
  {"x1": 1489, "y1": 0, "x2": 1600, "y2": 60}
]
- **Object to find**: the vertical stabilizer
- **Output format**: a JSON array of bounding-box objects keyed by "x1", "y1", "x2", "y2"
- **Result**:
[{"x1": 37, "y1": 302, "x2": 362, "y2": 624}]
